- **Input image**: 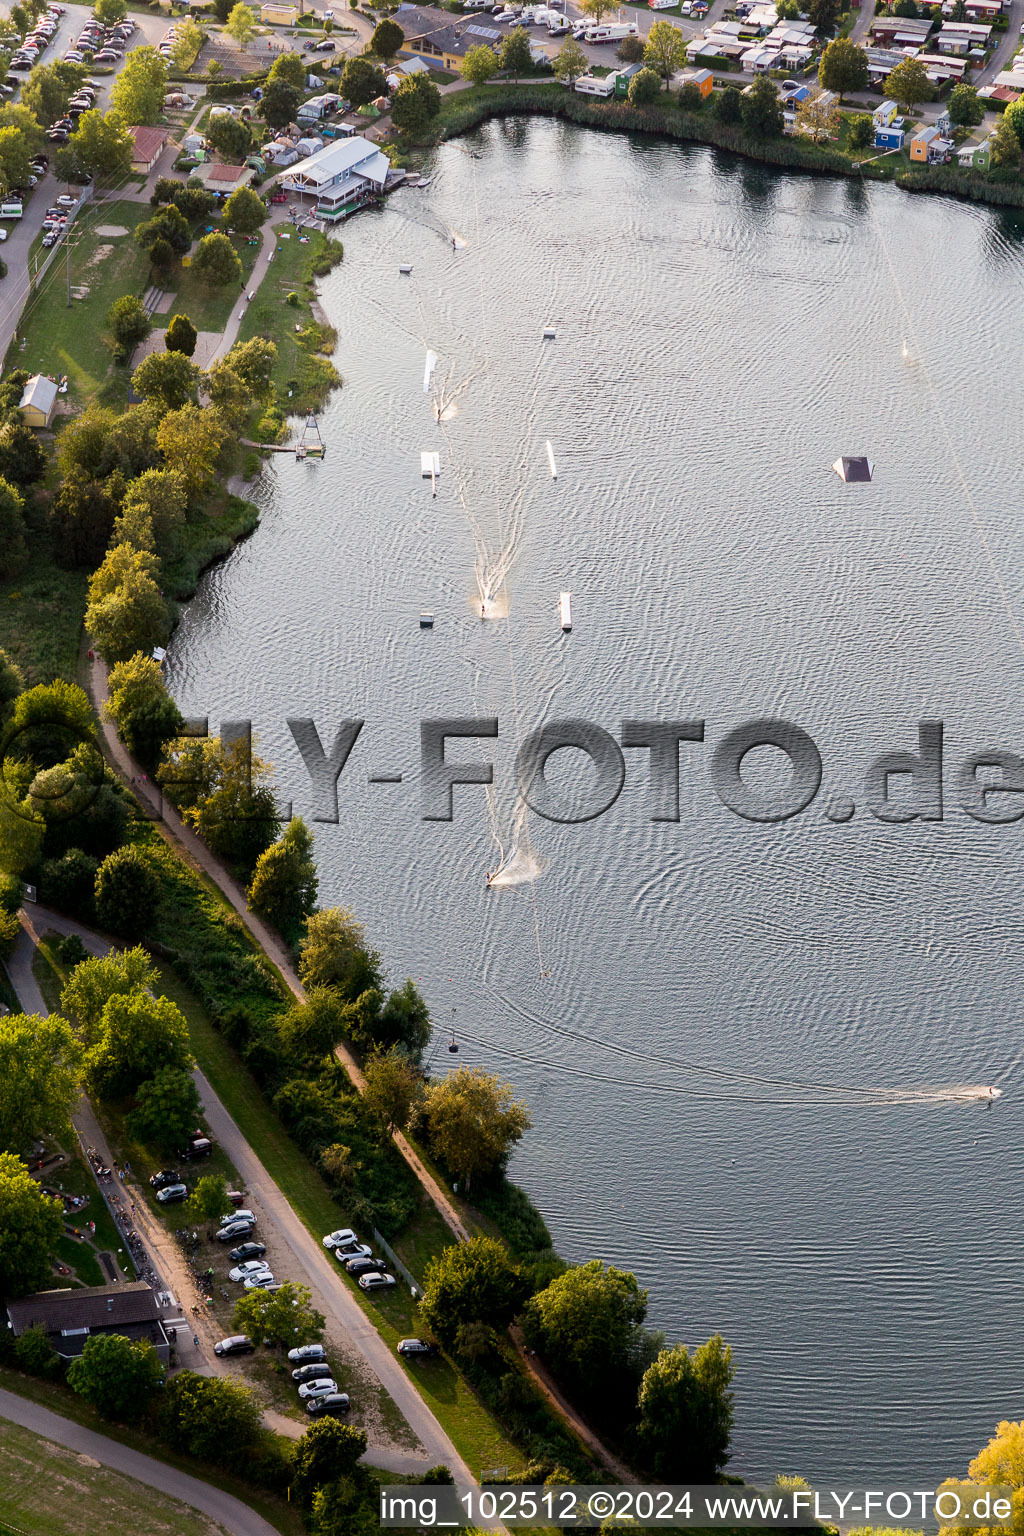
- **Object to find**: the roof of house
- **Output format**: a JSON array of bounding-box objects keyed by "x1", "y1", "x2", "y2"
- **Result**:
[
  {"x1": 206, "y1": 163, "x2": 246, "y2": 183},
  {"x1": 7, "y1": 1282, "x2": 161, "y2": 1335},
  {"x1": 279, "y1": 133, "x2": 386, "y2": 188},
  {"x1": 128, "y1": 125, "x2": 168, "y2": 162},
  {"x1": 19, "y1": 373, "x2": 57, "y2": 414}
]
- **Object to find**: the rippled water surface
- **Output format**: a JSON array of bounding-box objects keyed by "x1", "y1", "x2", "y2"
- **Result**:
[{"x1": 167, "y1": 121, "x2": 1024, "y2": 1482}]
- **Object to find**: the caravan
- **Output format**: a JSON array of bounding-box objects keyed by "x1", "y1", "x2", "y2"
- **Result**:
[{"x1": 583, "y1": 20, "x2": 639, "y2": 41}]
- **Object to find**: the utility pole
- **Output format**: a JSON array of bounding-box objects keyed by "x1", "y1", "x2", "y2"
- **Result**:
[{"x1": 65, "y1": 226, "x2": 71, "y2": 306}]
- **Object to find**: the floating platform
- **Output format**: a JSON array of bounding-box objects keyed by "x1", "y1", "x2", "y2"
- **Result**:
[
  {"x1": 543, "y1": 328, "x2": 556, "y2": 340},
  {"x1": 559, "y1": 591, "x2": 572, "y2": 632},
  {"x1": 546, "y1": 441, "x2": 557, "y2": 480},
  {"x1": 399, "y1": 264, "x2": 413, "y2": 275},
  {"x1": 420, "y1": 451, "x2": 440, "y2": 478},
  {"x1": 420, "y1": 612, "x2": 434, "y2": 628}
]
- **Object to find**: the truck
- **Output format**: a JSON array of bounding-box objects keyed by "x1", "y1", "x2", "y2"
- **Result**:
[{"x1": 583, "y1": 20, "x2": 639, "y2": 41}]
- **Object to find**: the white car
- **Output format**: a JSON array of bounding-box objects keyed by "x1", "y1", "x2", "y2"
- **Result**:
[
  {"x1": 220, "y1": 1210, "x2": 255, "y2": 1227},
  {"x1": 321, "y1": 1229, "x2": 358, "y2": 1251},
  {"x1": 229, "y1": 1260, "x2": 271, "y2": 1283},
  {"x1": 358, "y1": 1271, "x2": 396, "y2": 1291},
  {"x1": 297, "y1": 1378, "x2": 338, "y2": 1400},
  {"x1": 243, "y1": 1272, "x2": 277, "y2": 1289},
  {"x1": 334, "y1": 1244, "x2": 371, "y2": 1264}
]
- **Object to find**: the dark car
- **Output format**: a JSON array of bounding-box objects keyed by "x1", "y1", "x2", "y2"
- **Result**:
[
  {"x1": 345, "y1": 1255, "x2": 386, "y2": 1277},
  {"x1": 228, "y1": 1240, "x2": 266, "y2": 1262},
  {"x1": 214, "y1": 1335, "x2": 254, "y2": 1357},
  {"x1": 287, "y1": 1342, "x2": 327, "y2": 1364},
  {"x1": 216, "y1": 1220, "x2": 255, "y2": 1242},
  {"x1": 305, "y1": 1393, "x2": 351, "y2": 1417},
  {"x1": 292, "y1": 1362, "x2": 333, "y2": 1383},
  {"x1": 178, "y1": 1137, "x2": 213, "y2": 1160},
  {"x1": 45, "y1": 128, "x2": 68, "y2": 142},
  {"x1": 149, "y1": 1170, "x2": 181, "y2": 1190},
  {"x1": 397, "y1": 1338, "x2": 439, "y2": 1358}
]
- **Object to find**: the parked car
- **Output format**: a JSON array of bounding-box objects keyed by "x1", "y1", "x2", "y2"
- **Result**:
[
  {"x1": 214, "y1": 1335, "x2": 254, "y2": 1357},
  {"x1": 358, "y1": 1272, "x2": 396, "y2": 1291},
  {"x1": 292, "y1": 1362, "x2": 333, "y2": 1383},
  {"x1": 220, "y1": 1209, "x2": 255, "y2": 1227},
  {"x1": 224, "y1": 1189, "x2": 245, "y2": 1207},
  {"x1": 243, "y1": 1272, "x2": 277, "y2": 1290},
  {"x1": 321, "y1": 1228, "x2": 358, "y2": 1251},
  {"x1": 179, "y1": 1137, "x2": 213, "y2": 1160},
  {"x1": 216, "y1": 1220, "x2": 255, "y2": 1242},
  {"x1": 92, "y1": 50, "x2": 119, "y2": 61},
  {"x1": 305, "y1": 1393, "x2": 351, "y2": 1417},
  {"x1": 46, "y1": 128, "x2": 69, "y2": 141},
  {"x1": 228, "y1": 1241, "x2": 266, "y2": 1262},
  {"x1": 397, "y1": 1339, "x2": 439, "y2": 1358},
  {"x1": 287, "y1": 1342, "x2": 327, "y2": 1364},
  {"x1": 345, "y1": 1256, "x2": 386, "y2": 1277},
  {"x1": 334, "y1": 1243, "x2": 371, "y2": 1264},
  {"x1": 41, "y1": 229, "x2": 58, "y2": 246},
  {"x1": 297, "y1": 1378, "x2": 338, "y2": 1400},
  {"x1": 55, "y1": 194, "x2": 78, "y2": 208},
  {"x1": 155, "y1": 1183, "x2": 188, "y2": 1204},
  {"x1": 229, "y1": 1260, "x2": 271, "y2": 1283}
]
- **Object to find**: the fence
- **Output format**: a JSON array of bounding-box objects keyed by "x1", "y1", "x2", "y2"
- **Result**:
[
  {"x1": 28, "y1": 182, "x2": 94, "y2": 297},
  {"x1": 373, "y1": 1227, "x2": 422, "y2": 1296}
]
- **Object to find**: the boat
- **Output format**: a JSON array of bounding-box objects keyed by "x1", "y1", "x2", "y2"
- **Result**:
[{"x1": 559, "y1": 591, "x2": 572, "y2": 632}]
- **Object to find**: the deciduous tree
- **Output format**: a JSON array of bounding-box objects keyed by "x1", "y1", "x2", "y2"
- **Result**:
[
  {"x1": 885, "y1": 57, "x2": 930, "y2": 113},
  {"x1": 65, "y1": 108, "x2": 133, "y2": 184},
  {"x1": 423, "y1": 1064, "x2": 531, "y2": 1189},
  {"x1": 0, "y1": 474, "x2": 25, "y2": 578},
  {"x1": 268, "y1": 49, "x2": 305, "y2": 89},
  {"x1": 298, "y1": 906, "x2": 382, "y2": 997},
  {"x1": 136, "y1": 204, "x2": 191, "y2": 257},
  {"x1": 713, "y1": 84, "x2": 742, "y2": 123},
  {"x1": 169, "y1": 19, "x2": 205, "y2": 70},
  {"x1": 68, "y1": 1333, "x2": 165, "y2": 1421},
  {"x1": 740, "y1": 73, "x2": 783, "y2": 137},
  {"x1": 818, "y1": 35, "x2": 868, "y2": 97},
  {"x1": 795, "y1": 85, "x2": 839, "y2": 142},
  {"x1": 247, "y1": 815, "x2": 318, "y2": 937},
  {"x1": 292, "y1": 1422, "x2": 367, "y2": 1508},
  {"x1": 233, "y1": 1280, "x2": 325, "y2": 1348},
  {"x1": 192, "y1": 230, "x2": 242, "y2": 288},
  {"x1": 50, "y1": 475, "x2": 118, "y2": 569},
  {"x1": 277, "y1": 986, "x2": 349, "y2": 1064},
  {"x1": 0, "y1": 1152, "x2": 64, "y2": 1296},
  {"x1": 155, "y1": 403, "x2": 228, "y2": 501},
  {"x1": 644, "y1": 19, "x2": 686, "y2": 88},
  {"x1": 127, "y1": 1066, "x2": 203, "y2": 1153},
  {"x1": 105, "y1": 651, "x2": 183, "y2": 767},
  {"x1": 108, "y1": 45, "x2": 166, "y2": 126},
  {"x1": 581, "y1": 0, "x2": 615, "y2": 21},
  {"x1": 0, "y1": 1011, "x2": 83, "y2": 1152},
  {"x1": 222, "y1": 184, "x2": 265, "y2": 233},
  {"x1": 160, "y1": 1371, "x2": 264, "y2": 1465},
  {"x1": 461, "y1": 42, "x2": 497, "y2": 85},
  {"x1": 93, "y1": 844, "x2": 161, "y2": 942},
  {"x1": 0, "y1": 647, "x2": 23, "y2": 721},
  {"x1": 552, "y1": 37, "x2": 587, "y2": 85},
  {"x1": 107, "y1": 294, "x2": 151, "y2": 364},
  {"x1": 419, "y1": 1236, "x2": 529, "y2": 1344},
  {"x1": 0, "y1": 127, "x2": 32, "y2": 197},
  {"x1": 390, "y1": 72, "x2": 441, "y2": 138},
  {"x1": 339, "y1": 56, "x2": 387, "y2": 109},
  {"x1": 991, "y1": 112, "x2": 1021, "y2": 169},
  {"x1": 59, "y1": 946, "x2": 157, "y2": 1044},
  {"x1": 260, "y1": 77, "x2": 300, "y2": 130},
  {"x1": 223, "y1": 335, "x2": 277, "y2": 399},
  {"x1": 522, "y1": 1259, "x2": 648, "y2": 1392},
  {"x1": 86, "y1": 543, "x2": 170, "y2": 664},
  {"x1": 362, "y1": 1045, "x2": 424, "y2": 1135},
  {"x1": 207, "y1": 110, "x2": 252, "y2": 162},
  {"x1": 808, "y1": 0, "x2": 840, "y2": 33},
  {"x1": 628, "y1": 66, "x2": 660, "y2": 105},
  {"x1": 131, "y1": 349, "x2": 200, "y2": 412},
  {"x1": 498, "y1": 26, "x2": 532, "y2": 83},
  {"x1": 948, "y1": 81, "x2": 983, "y2": 128},
  {"x1": 225, "y1": 1, "x2": 255, "y2": 49},
  {"x1": 94, "y1": 0, "x2": 128, "y2": 24},
  {"x1": 88, "y1": 985, "x2": 192, "y2": 1099},
  {"x1": 616, "y1": 33, "x2": 645, "y2": 60},
  {"x1": 186, "y1": 1172, "x2": 229, "y2": 1224},
  {"x1": 637, "y1": 1337, "x2": 735, "y2": 1480},
  {"x1": 846, "y1": 112, "x2": 874, "y2": 152},
  {"x1": 371, "y1": 17, "x2": 404, "y2": 62}
]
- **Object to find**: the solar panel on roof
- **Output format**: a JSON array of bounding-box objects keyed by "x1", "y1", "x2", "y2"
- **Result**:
[{"x1": 464, "y1": 23, "x2": 500, "y2": 35}]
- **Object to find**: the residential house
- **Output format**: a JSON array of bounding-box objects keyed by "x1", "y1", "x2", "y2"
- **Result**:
[
  {"x1": 127, "y1": 124, "x2": 168, "y2": 173},
  {"x1": 393, "y1": 4, "x2": 500, "y2": 68},
  {"x1": 278, "y1": 133, "x2": 390, "y2": 221},
  {"x1": 936, "y1": 21, "x2": 991, "y2": 53},
  {"x1": 947, "y1": 0, "x2": 1003, "y2": 19},
  {"x1": 865, "y1": 47, "x2": 911, "y2": 82},
  {"x1": 957, "y1": 132, "x2": 993, "y2": 168},
  {"x1": 18, "y1": 373, "x2": 57, "y2": 428},
  {"x1": 192, "y1": 161, "x2": 256, "y2": 191},
  {"x1": 869, "y1": 14, "x2": 932, "y2": 47},
  {"x1": 5, "y1": 1282, "x2": 175, "y2": 1364},
  {"x1": 916, "y1": 50, "x2": 968, "y2": 77}
]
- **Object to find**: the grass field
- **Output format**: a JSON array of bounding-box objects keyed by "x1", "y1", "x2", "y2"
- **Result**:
[
  {"x1": 0, "y1": 1417, "x2": 230, "y2": 1536},
  {"x1": 234, "y1": 220, "x2": 342, "y2": 418}
]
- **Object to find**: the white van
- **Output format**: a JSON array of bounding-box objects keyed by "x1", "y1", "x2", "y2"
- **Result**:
[{"x1": 0, "y1": 203, "x2": 23, "y2": 219}]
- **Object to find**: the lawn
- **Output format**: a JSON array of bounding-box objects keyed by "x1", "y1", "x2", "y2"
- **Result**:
[
  {"x1": 234, "y1": 220, "x2": 342, "y2": 419},
  {"x1": 0, "y1": 562, "x2": 87, "y2": 687},
  {"x1": 0, "y1": 1418, "x2": 232, "y2": 1536}
]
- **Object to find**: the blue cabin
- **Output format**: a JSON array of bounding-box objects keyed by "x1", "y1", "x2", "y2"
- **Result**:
[{"x1": 874, "y1": 126, "x2": 905, "y2": 151}]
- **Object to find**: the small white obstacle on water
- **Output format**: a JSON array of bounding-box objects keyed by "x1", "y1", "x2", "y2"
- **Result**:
[
  {"x1": 543, "y1": 327, "x2": 556, "y2": 340},
  {"x1": 399, "y1": 264, "x2": 413, "y2": 274},
  {"x1": 546, "y1": 441, "x2": 557, "y2": 480},
  {"x1": 419, "y1": 612, "x2": 434, "y2": 628},
  {"x1": 423, "y1": 349, "x2": 437, "y2": 393}
]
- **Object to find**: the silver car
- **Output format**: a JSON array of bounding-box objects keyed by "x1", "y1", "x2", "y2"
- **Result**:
[{"x1": 297, "y1": 1378, "x2": 338, "y2": 1400}]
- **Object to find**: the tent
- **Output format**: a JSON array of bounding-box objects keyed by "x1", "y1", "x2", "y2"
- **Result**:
[{"x1": 832, "y1": 456, "x2": 874, "y2": 482}]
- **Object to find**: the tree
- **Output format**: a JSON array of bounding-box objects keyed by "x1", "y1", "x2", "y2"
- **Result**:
[
  {"x1": 49, "y1": 475, "x2": 118, "y2": 569},
  {"x1": 147, "y1": 237, "x2": 174, "y2": 281},
  {"x1": 136, "y1": 204, "x2": 191, "y2": 258},
  {"x1": 795, "y1": 86, "x2": 839, "y2": 142},
  {"x1": 131, "y1": 350, "x2": 199, "y2": 413},
  {"x1": 186, "y1": 1172, "x2": 229, "y2": 1224},
  {"x1": 0, "y1": 1152, "x2": 64, "y2": 1296},
  {"x1": 94, "y1": 0, "x2": 128, "y2": 23},
  {"x1": 0, "y1": 648, "x2": 23, "y2": 722},
  {"x1": 108, "y1": 45, "x2": 166, "y2": 126},
  {"x1": 0, "y1": 1012, "x2": 83, "y2": 1153},
  {"x1": 298, "y1": 906, "x2": 381, "y2": 997},
  {"x1": 93, "y1": 844, "x2": 161, "y2": 942},
  {"x1": 260, "y1": 77, "x2": 301, "y2": 131},
  {"x1": 498, "y1": 26, "x2": 532, "y2": 83},
  {"x1": 885, "y1": 57, "x2": 930, "y2": 113},
  {"x1": 156, "y1": 404, "x2": 228, "y2": 502},
  {"x1": 277, "y1": 986, "x2": 349, "y2": 1064},
  {"x1": 616, "y1": 33, "x2": 645, "y2": 61},
  {"x1": 0, "y1": 422, "x2": 42, "y2": 492},
  {"x1": 390, "y1": 72, "x2": 441, "y2": 137},
  {"x1": 339, "y1": 56, "x2": 388, "y2": 110},
  {"x1": 0, "y1": 127, "x2": 32, "y2": 197},
  {"x1": 637, "y1": 1337, "x2": 735, "y2": 1481},
  {"x1": 0, "y1": 103, "x2": 44, "y2": 156},
  {"x1": 552, "y1": 37, "x2": 587, "y2": 86},
  {"x1": 86, "y1": 544, "x2": 170, "y2": 664},
  {"x1": 894, "y1": 0, "x2": 918, "y2": 12},
  {"x1": 628, "y1": 66, "x2": 660, "y2": 105},
  {"x1": 522, "y1": 1259, "x2": 648, "y2": 1392},
  {"x1": 714, "y1": 84, "x2": 742, "y2": 123},
  {"x1": 375, "y1": 978, "x2": 430, "y2": 1057},
  {"x1": 233, "y1": 1280, "x2": 325, "y2": 1348},
  {"x1": 22, "y1": 63, "x2": 78, "y2": 126},
  {"x1": 207, "y1": 111, "x2": 251, "y2": 162},
  {"x1": 192, "y1": 231, "x2": 242, "y2": 288},
  {"x1": 461, "y1": 42, "x2": 497, "y2": 86},
  {"x1": 107, "y1": 294, "x2": 151, "y2": 365},
  {"x1": 640, "y1": 21, "x2": 683, "y2": 89},
  {"x1": 5, "y1": 677, "x2": 95, "y2": 766},
  {"x1": 846, "y1": 112, "x2": 874, "y2": 152},
  {"x1": 740, "y1": 74, "x2": 783, "y2": 138},
  {"x1": 164, "y1": 314, "x2": 197, "y2": 359},
  {"x1": 818, "y1": 35, "x2": 868, "y2": 97},
  {"x1": 68, "y1": 1333, "x2": 165, "y2": 1421},
  {"x1": 808, "y1": 0, "x2": 840, "y2": 33},
  {"x1": 119, "y1": 468, "x2": 187, "y2": 553},
  {"x1": 991, "y1": 112, "x2": 1021, "y2": 169},
  {"x1": 581, "y1": 0, "x2": 615, "y2": 21},
  {"x1": 293, "y1": 1421, "x2": 367, "y2": 1507},
  {"x1": 0, "y1": 475, "x2": 25, "y2": 578},
  {"x1": 161, "y1": 731, "x2": 279, "y2": 878},
  {"x1": 423, "y1": 1065, "x2": 531, "y2": 1190},
  {"x1": 126, "y1": 1066, "x2": 203, "y2": 1153},
  {"x1": 948, "y1": 82, "x2": 983, "y2": 129},
  {"x1": 225, "y1": 1, "x2": 255, "y2": 48},
  {"x1": 65, "y1": 109, "x2": 133, "y2": 184},
  {"x1": 160, "y1": 1372, "x2": 263, "y2": 1466},
  {"x1": 268, "y1": 50, "x2": 306, "y2": 89},
  {"x1": 88, "y1": 986, "x2": 192, "y2": 1100},
  {"x1": 247, "y1": 815, "x2": 318, "y2": 937},
  {"x1": 223, "y1": 336, "x2": 277, "y2": 399},
  {"x1": 60, "y1": 947, "x2": 156, "y2": 1045},
  {"x1": 363, "y1": 1045, "x2": 424, "y2": 1135},
  {"x1": 371, "y1": 17, "x2": 404, "y2": 62},
  {"x1": 169, "y1": 19, "x2": 205, "y2": 70},
  {"x1": 105, "y1": 651, "x2": 183, "y2": 768},
  {"x1": 419, "y1": 1236, "x2": 529, "y2": 1345},
  {"x1": 222, "y1": 184, "x2": 265, "y2": 235}
]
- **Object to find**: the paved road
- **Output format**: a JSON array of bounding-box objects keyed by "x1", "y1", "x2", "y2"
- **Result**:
[{"x1": 0, "y1": 1387, "x2": 279, "y2": 1536}]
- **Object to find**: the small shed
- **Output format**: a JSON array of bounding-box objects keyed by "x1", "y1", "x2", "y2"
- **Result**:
[
  {"x1": 874, "y1": 125, "x2": 905, "y2": 151},
  {"x1": 19, "y1": 373, "x2": 57, "y2": 428},
  {"x1": 873, "y1": 98, "x2": 898, "y2": 127},
  {"x1": 127, "y1": 124, "x2": 168, "y2": 173},
  {"x1": 678, "y1": 66, "x2": 714, "y2": 98},
  {"x1": 260, "y1": 1, "x2": 298, "y2": 20}
]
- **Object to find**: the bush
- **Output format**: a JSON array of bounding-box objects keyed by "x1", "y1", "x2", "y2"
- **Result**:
[
  {"x1": 94, "y1": 845, "x2": 160, "y2": 938},
  {"x1": 40, "y1": 849, "x2": 99, "y2": 921}
]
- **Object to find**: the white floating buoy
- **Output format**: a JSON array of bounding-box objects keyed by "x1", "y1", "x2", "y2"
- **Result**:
[
  {"x1": 423, "y1": 349, "x2": 437, "y2": 393},
  {"x1": 399, "y1": 264, "x2": 413, "y2": 274},
  {"x1": 543, "y1": 327, "x2": 556, "y2": 340},
  {"x1": 546, "y1": 441, "x2": 557, "y2": 480}
]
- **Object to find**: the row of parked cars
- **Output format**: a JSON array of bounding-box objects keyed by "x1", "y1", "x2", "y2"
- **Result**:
[
  {"x1": 46, "y1": 83, "x2": 99, "y2": 145},
  {"x1": 321, "y1": 1227, "x2": 398, "y2": 1293},
  {"x1": 10, "y1": 5, "x2": 63, "y2": 73},
  {"x1": 65, "y1": 14, "x2": 137, "y2": 65}
]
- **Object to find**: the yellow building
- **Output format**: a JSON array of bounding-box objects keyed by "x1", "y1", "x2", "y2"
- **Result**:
[
  {"x1": 18, "y1": 374, "x2": 57, "y2": 429},
  {"x1": 260, "y1": 2, "x2": 299, "y2": 21}
]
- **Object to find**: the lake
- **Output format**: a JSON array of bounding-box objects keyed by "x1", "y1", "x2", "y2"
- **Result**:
[{"x1": 167, "y1": 118, "x2": 1024, "y2": 1484}]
